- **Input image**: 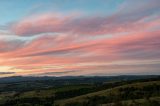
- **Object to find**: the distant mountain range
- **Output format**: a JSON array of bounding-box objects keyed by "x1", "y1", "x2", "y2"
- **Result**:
[{"x1": 0, "y1": 75, "x2": 159, "y2": 83}]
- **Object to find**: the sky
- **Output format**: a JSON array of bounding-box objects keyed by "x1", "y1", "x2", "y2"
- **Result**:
[{"x1": 0, "y1": 0, "x2": 160, "y2": 77}]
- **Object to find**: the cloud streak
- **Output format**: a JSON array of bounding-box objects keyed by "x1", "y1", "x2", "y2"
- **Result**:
[
  {"x1": 0, "y1": 72, "x2": 15, "y2": 75},
  {"x1": 0, "y1": 0, "x2": 160, "y2": 76},
  {"x1": 11, "y1": 0, "x2": 160, "y2": 36}
]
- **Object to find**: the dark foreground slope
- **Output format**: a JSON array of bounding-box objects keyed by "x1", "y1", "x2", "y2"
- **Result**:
[
  {"x1": 56, "y1": 80, "x2": 160, "y2": 106},
  {"x1": 0, "y1": 75, "x2": 159, "y2": 106}
]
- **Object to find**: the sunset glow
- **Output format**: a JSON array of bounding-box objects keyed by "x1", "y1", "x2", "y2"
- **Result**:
[{"x1": 0, "y1": 0, "x2": 160, "y2": 77}]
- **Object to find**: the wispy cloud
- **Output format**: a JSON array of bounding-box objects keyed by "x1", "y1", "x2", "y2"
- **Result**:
[
  {"x1": 36, "y1": 70, "x2": 78, "y2": 76},
  {"x1": 0, "y1": 0, "x2": 160, "y2": 76},
  {"x1": 11, "y1": 0, "x2": 160, "y2": 36},
  {"x1": 0, "y1": 72, "x2": 15, "y2": 75}
]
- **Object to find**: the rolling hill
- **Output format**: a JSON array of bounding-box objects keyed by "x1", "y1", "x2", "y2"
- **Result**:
[{"x1": 0, "y1": 75, "x2": 159, "y2": 106}]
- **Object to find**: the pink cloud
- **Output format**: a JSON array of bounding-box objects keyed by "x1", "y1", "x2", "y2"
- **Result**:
[
  {"x1": 12, "y1": 14, "x2": 74, "y2": 36},
  {"x1": 11, "y1": 0, "x2": 160, "y2": 36},
  {"x1": 0, "y1": 30, "x2": 159, "y2": 67},
  {"x1": 11, "y1": 14, "x2": 156, "y2": 36},
  {"x1": 0, "y1": 39, "x2": 24, "y2": 53},
  {"x1": 1, "y1": 0, "x2": 160, "y2": 76}
]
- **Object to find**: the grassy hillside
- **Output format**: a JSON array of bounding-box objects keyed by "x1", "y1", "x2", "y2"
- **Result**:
[
  {"x1": 0, "y1": 76, "x2": 159, "y2": 106},
  {"x1": 101, "y1": 97, "x2": 160, "y2": 106},
  {"x1": 56, "y1": 81, "x2": 160, "y2": 106}
]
